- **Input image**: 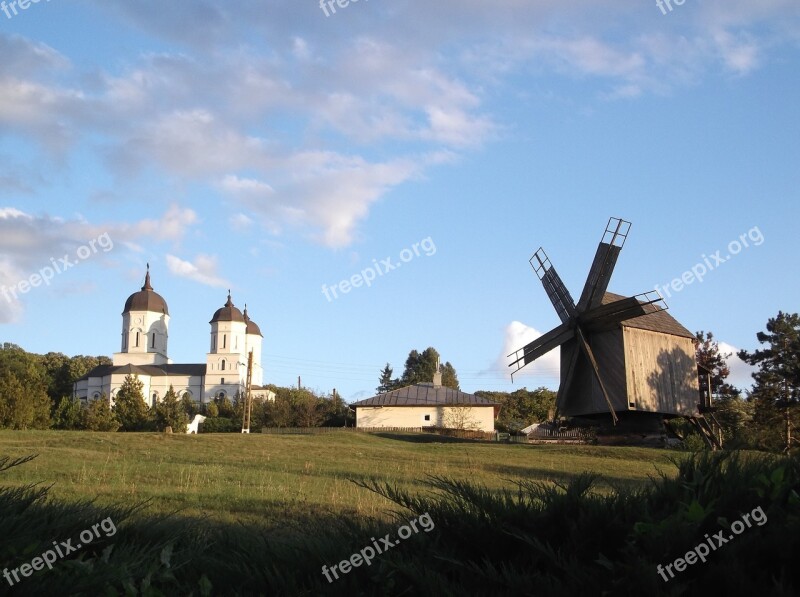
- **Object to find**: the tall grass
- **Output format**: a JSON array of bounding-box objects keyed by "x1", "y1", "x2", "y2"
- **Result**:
[{"x1": 2, "y1": 449, "x2": 798, "y2": 595}]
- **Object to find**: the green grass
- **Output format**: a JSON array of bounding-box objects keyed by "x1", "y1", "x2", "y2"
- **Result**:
[
  {"x1": 0, "y1": 430, "x2": 676, "y2": 526},
  {"x1": 4, "y1": 432, "x2": 798, "y2": 595}
]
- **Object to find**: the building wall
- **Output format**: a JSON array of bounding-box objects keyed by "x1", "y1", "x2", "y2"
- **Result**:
[
  {"x1": 561, "y1": 331, "x2": 628, "y2": 417},
  {"x1": 206, "y1": 320, "x2": 247, "y2": 401},
  {"x1": 623, "y1": 327, "x2": 698, "y2": 416},
  {"x1": 356, "y1": 405, "x2": 495, "y2": 432},
  {"x1": 77, "y1": 373, "x2": 205, "y2": 407},
  {"x1": 245, "y1": 333, "x2": 263, "y2": 387},
  {"x1": 112, "y1": 310, "x2": 170, "y2": 366}
]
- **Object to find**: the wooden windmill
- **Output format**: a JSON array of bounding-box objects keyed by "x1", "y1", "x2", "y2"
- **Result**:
[{"x1": 509, "y1": 217, "x2": 700, "y2": 426}]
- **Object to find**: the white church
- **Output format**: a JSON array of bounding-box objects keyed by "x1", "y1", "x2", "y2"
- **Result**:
[{"x1": 74, "y1": 268, "x2": 271, "y2": 406}]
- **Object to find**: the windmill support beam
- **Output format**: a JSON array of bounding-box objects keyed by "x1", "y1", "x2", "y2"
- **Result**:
[{"x1": 576, "y1": 326, "x2": 618, "y2": 425}]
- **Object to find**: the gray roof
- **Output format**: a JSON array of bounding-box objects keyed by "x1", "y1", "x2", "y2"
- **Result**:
[
  {"x1": 604, "y1": 292, "x2": 695, "y2": 339},
  {"x1": 351, "y1": 383, "x2": 499, "y2": 407},
  {"x1": 77, "y1": 363, "x2": 207, "y2": 382}
]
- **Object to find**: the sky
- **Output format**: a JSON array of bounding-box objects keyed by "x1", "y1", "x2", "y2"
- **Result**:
[{"x1": 0, "y1": 0, "x2": 798, "y2": 402}]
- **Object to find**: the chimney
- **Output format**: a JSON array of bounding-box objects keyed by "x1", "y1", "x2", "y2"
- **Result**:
[{"x1": 433, "y1": 357, "x2": 442, "y2": 388}]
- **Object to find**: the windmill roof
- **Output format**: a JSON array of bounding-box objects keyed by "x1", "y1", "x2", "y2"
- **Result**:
[
  {"x1": 604, "y1": 292, "x2": 695, "y2": 339},
  {"x1": 351, "y1": 383, "x2": 499, "y2": 407}
]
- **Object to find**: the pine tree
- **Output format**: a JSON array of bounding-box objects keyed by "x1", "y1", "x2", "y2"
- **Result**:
[
  {"x1": 695, "y1": 330, "x2": 739, "y2": 398},
  {"x1": 53, "y1": 397, "x2": 83, "y2": 430},
  {"x1": 377, "y1": 364, "x2": 400, "y2": 393},
  {"x1": 113, "y1": 374, "x2": 151, "y2": 431},
  {"x1": 738, "y1": 311, "x2": 800, "y2": 451},
  {"x1": 82, "y1": 393, "x2": 120, "y2": 431},
  {"x1": 153, "y1": 385, "x2": 189, "y2": 432}
]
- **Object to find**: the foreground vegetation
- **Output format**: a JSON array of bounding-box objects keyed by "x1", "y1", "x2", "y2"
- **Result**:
[{"x1": 2, "y1": 434, "x2": 798, "y2": 595}]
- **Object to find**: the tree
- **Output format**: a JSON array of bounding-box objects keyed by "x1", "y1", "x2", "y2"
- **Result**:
[
  {"x1": 377, "y1": 364, "x2": 400, "y2": 393},
  {"x1": 292, "y1": 389, "x2": 324, "y2": 427},
  {"x1": 321, "y1": 390, "x2": 352, "y2": 427},
  {"x1": 52, "y1": 397, "x2": 83, "y2": 430},
  {"x1": 399, "y1": 347, "x2": 459, "y2": 389},
  {"x1": 204, "y1": 401, "x2": 219, "y2": 418},
  {"x1": 695, "y1": 331, "x2": 739, "y2": 399},
  {"x1": 113, "y1": 375, "x2": 151, "y2": 431},
  {"x1": 476, "y1": 387, "x2": 556, "y2": 432},
  {"x1": 0, "y1": 372, "x2": 51, "y2": 430},
  {"x1": 81, "y1": 394, "x2": 120, "y2": 431},
  {"x1": 738, "y1": 311, "x2": 800, "y2": 451},
  {"x1": 264, "y1": 395, "x2": 292, "y2": 427},
  {"x1": 181, "y1": 393, "x2": 199, "y2": 418},
  {"x1": 153, "y1": 386, "x2": 189, "y2": 432}
]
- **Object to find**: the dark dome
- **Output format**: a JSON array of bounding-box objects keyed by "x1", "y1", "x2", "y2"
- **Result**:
[
  {"x1": 210, "y1": 292, "x2": 245, "y2": 324},
  {"x1": 123, "y1": 270, "x2": 169, "y2": 315},
  {"x1": 243, "y1": 306, "x2": 263, "y2": 337}
]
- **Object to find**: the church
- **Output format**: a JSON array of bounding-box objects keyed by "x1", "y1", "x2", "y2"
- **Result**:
[{"x1": 73, "y1": 267, "x2": 271, "y2": 406}]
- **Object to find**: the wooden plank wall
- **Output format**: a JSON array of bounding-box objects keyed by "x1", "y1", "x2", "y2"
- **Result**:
[{"x1": 623, "y1": 327, "x2": 698, "y2": 415}]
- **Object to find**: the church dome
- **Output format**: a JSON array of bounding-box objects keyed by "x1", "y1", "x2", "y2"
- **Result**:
[
  {"x1": 210, "y1": 292, "x2": 245, "y2": 324},
  {"x1": 243, "y1": 305, "x2": 263, "y2": 337},
  {"x1": 123, "y1": 268, "x2": 169, "y2": 315}
]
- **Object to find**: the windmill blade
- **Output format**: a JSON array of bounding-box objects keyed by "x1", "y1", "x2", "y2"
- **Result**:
[
  {"x1": 508, "y1": 322, "x2": 574, "y2": 376},
  {"x1": 553, "y1": 341, "x2": 580, "y2": 420},
  {"x1": 530, "y1": 248, "x2": 576, "y2": 324},
  {"x1": 576, "y1": 218, "x2": 631, "y2": 312},
  {"x1": 581, "y1": 291, "x2": 667, "y2": 332},
  {"x1": 576, "y1": 326, "x2": 619, "y2": 425}
]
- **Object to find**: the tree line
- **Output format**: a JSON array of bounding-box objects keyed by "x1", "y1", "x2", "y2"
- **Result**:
[{"x1": 1, "y1": 310, "x2": 798, "y2": 448}]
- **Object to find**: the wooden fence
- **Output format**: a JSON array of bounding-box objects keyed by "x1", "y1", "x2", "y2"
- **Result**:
[{"x1": 527, "y1": 427, "x2": 594, "y2": 442}]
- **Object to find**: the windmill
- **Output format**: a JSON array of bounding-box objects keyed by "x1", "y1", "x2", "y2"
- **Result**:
[{"x1": 508, "y1": 217, "x2": 701, "y2": 428}]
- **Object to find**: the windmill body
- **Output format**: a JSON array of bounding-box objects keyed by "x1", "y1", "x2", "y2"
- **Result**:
[{"x1": 509, "y1": 218, "x2": 700, "y2": 424}]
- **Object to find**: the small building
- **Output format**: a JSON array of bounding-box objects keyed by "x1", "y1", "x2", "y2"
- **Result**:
[{"x1": 351, "y1": 370, "x2": 500, "y2": 433}]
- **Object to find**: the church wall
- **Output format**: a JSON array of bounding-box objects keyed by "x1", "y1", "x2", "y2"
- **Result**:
[{"x1": 113, "y1": 310, "x2": 170, "y2": 366}]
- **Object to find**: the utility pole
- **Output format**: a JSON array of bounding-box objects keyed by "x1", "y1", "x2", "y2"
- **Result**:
[
  {"x1": 298, "y1": 376, "x2": 301, "y2": 390},
  {"x1": 241, "y1": 350, "x2": 253, "y2": 434}
]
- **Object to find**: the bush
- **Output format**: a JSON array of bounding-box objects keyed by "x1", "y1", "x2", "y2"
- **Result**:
[{"x1": 201, "y1": 417, "x2": 239, "y2": 433}]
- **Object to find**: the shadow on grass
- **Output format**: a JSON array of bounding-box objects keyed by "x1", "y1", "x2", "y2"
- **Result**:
[
  {"x1": 372, "y1": 432, "x2": 485, "y2": 444},
  {"x1": 483, "y1": 462, "x2": 666, "y2": 490}
]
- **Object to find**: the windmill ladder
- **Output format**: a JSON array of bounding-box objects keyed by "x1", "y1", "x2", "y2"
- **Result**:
[{"x1": 685, "y1": 413, "x2": 723, "y2": 450}]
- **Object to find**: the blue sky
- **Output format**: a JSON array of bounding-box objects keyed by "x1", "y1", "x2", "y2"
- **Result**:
[{"x1": 1, "y1": 0, "x2": 798, "y2": 401}]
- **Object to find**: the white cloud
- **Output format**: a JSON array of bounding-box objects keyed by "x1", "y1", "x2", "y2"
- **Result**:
[
  {"x1": 718, "y1": 341, "x2": 757, "y2": 391},
  {"x1": 1, "y1": 0, "x2": 798, "y2": 248},
  {"x1": 498, "y1": 321, "x2": 562, "y2": 385},
  {"x1": 229, "y1": 212, "x2": 254, "y2": 232},
  {"x1": 0, "y1": 205, "x2": 200, "y2": 322},
  {"x1": 165, "y1": 254, "x2": 229, "y2": 288}
]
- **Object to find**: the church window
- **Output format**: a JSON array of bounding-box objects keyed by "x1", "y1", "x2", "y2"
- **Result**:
[
  {"x1": 221, "y1": 378, "x2": 225, "y2": 385},
  {"x1": 151, "y1": 333, "x2": 156, "y2": 348},
  {"x1": 212, "y1": 335, "x2": 216, "y2": 350},
  {"x1": 223, "y1": 334, "x2": 227, "y2": 349},
  {"x1": 135, "y1": 332, "x2": 140, "y2": 347},
  {"x1": 221, "y1": 359, "x2": 226, "y2": 371},
  {"x1": 123, "y1": 334, "x2": 127, "y2": 349}
]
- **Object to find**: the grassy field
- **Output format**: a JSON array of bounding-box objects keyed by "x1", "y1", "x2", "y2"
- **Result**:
[{"x1": 0, "y1": 430, "x2": 677, "y2": 527}]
